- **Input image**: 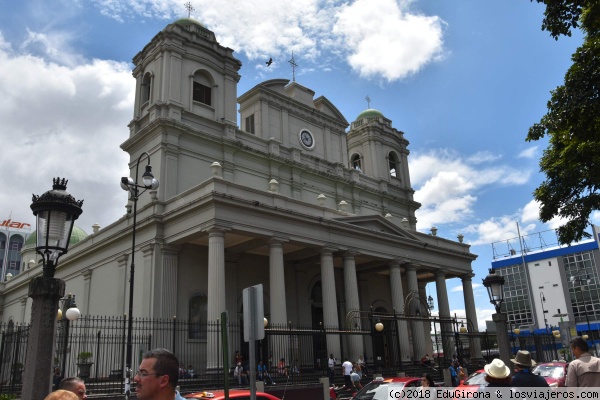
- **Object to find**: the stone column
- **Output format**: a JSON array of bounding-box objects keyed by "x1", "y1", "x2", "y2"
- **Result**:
[
  {"x1": 116, "y1": 255, "x2": 129, "y2": 315},
  {"x1": 159, "y1": 246, "x2": 179, "y2": 319},
  {"x1": 462, "y1": 274, "x2": 483, "y2": 360},
  {"x1": 82, "y1": 269, "x2": 93, "y2": 316},
  {"x1": 321, "y1": 249, "x2": 341, "y2": 358},
  {"x1": 389, "y1": 261, "x2": 411, "y2": 363},
  {"x1": 269, "y1": 239, "x2": 288, "y2": 326},
  {"x1": 343, "y1": 252, "x2": 363, "y2": 360},
  {"x1": 435, "y1": 270, "x2": 454, "y2": 363},
  {"x1": 406, "y1": 265, "x2": 426, "y2": 359},
  {"x1": 419, "y1": 282, "x2": 433, "y2": 356},
  {"x1": 225, "y1": 255, "x2": 239, "y2": 368},
  {"x1": 207, "y1": 228, "x2": 227, "y2": 370},
  {"x1": 269, "y1": 238, "x2": 289, "y2": 365},
  {"x1": 22, "y1": 277, "x2": 65, "y2": 400}
]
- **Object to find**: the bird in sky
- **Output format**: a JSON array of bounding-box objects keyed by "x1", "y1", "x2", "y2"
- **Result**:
[{"x1": 266, "y1": 57, "x2": 273, "y2": 66}]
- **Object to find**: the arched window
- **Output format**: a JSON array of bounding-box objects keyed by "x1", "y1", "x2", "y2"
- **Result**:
[
  {"x1": 193, "y1": 71, "x2": 212, "y2": 106},
  {"x1": 188, "y1": 293, "x2": 207, "y2": 339},
  {"x1": 351, "y1": 154, "x2": 363, "y2": 172},
  {"x1": 141, "y1": 72, "x2": 152, "y2": 105},
  {"x1": 388, "y1": 152, "x2": 398, "y2": 177}
]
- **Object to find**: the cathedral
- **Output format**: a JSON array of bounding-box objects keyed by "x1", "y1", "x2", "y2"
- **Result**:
[{"x1": 1, "y1": 17, "x2": 480, "y2": 372}]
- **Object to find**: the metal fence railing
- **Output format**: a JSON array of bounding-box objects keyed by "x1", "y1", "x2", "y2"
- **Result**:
[{"x1": 0, "y1": 316, "x2": 571, "y2": 397}]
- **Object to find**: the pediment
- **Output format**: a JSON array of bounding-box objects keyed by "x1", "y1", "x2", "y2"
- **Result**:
[{"x1": 332, "y1": 215, "x2": 419, "y2": 241}]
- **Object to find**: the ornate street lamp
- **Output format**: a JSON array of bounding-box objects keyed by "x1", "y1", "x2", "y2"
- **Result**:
[
  {"x1": 482, "y1": 268, "x2": 511, "y2": 367},
  {"x1": 427, "y1": 295, "x2": 434, "y2": 311},
  {"x1": 23, "y1": 178, "x2": 83, "y2": 400},
  {"x1": 120, "y1": 152, "x2": 159, "y2": 398}
]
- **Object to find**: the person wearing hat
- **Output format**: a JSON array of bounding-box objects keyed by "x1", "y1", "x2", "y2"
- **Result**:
[
  {"x1": 480, "y1": 359, "x2": 513, "y2": 388},
  {"x1": 511, "y1": 350, "x2": 549, "y2": 387}
]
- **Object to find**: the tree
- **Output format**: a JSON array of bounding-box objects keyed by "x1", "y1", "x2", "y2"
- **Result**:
[{"x1": 527, "y1": 0, "x2": 600, "y2": 244}]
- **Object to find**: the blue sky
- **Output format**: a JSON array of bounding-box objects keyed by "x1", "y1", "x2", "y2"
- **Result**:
[{"x1": 0, "y1": 0, "x2": 593, "y2": 330}]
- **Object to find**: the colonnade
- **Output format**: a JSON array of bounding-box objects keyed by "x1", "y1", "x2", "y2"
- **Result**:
[{"x1": 199, "y1": 230, "x2": 481, "y2": 368}]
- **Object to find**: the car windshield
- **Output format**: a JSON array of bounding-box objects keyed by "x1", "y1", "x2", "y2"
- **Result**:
[
  {"x1": 354, "y1": 381, "x2": 407, "y2": 400},
  {"x1": 464, "y1": 371, "x2": 488, "y2": 386},
  {"x1": 533, "y1": 365, "x2": 564, "y2": 378}
]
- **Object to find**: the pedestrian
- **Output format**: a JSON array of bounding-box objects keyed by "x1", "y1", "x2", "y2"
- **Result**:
[
  {"x1": 479, "y1": 359, "x2": 513, "y2": 391},
  {"x1": 448, "y1": 361, "x2": 459, "y2": 387},
  {"x1": 133, "y1": 348, "x2": 186, "y2": 400},
  {"x1": 510, "y1": 350, "x2": 548, "y2": 387},
  {"x1": 328, "y1": 353, "x2": 336, "y2": 383},
  {"x1": 59, "y1": 377, "x2": 88, "y2": 399},
  {"x1": 233, "y1": 362, "x2": 247, "y2": 386},
  {"x1": 258, "y1": 360, "x2": 274, "y2": 385},
  {"x1": 45, "y1": 390, "x2": 78, "y2": 400},
  {"x1": 357, "y1": 355, "x2": 367, "y2": 377},
  {"x1": 566, "y1": 336, "x2": 600, "y2": 387},
  {"x1": 350, "y1": 365, "x2": 362, "y2": 389},
  {"x1": 421, "y1": 373, "x2": 435, "y2": 388},
  {"x1": 342, "y1": 357, "x2": 353, "y2": 388}
]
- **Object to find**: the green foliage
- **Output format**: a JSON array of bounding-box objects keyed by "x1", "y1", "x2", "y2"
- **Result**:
[
  {"x1": 531, "y1": 0, "x2": 586, "y2": 39},
  {"x1": 0, "y1": 395, "x2": 18, "y2": 400},
  {"x1": 527, "y1": 1, "x2": 600, "y2": 244},
  {"x1": 77, "y1": 351, "x2": 93, "y2": 363}
]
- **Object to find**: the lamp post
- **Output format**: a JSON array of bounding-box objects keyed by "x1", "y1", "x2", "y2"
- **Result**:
[
  {"x1": 120, "y1": 152, "x2": 159, "y2": 397},
  {"x1": 570, "y1": 272, "x2": 595, "y2": 355},
  {"x1": 23, "y1": 178, "x2": 83, "y2": 400},
  {"x1": 482, "y1": 268, "x2": 511, "y2": 367},
  {"x1": 540, "y1": 292, "x2": 549, "y2": 333},
  {"x1": 58, "y1": 294, "x2": 81, "y2": 382}
]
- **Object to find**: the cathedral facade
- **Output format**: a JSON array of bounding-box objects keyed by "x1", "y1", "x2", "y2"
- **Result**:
[{"x1": 1, "y1": 18, "x2": 480, "y2": 371}]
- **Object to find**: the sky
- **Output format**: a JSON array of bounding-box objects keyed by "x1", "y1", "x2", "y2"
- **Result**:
[{"x1": 0, "y1": 0, "x2": 595, "y2": 331}]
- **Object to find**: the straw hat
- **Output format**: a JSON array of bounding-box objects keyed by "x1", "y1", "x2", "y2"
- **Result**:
[
  {"x1": 511, "y1": 350, "x2": 537, "y2": 368},
  {"x1": 484, "y1": 358, "x2": 511, "y2": 379}
]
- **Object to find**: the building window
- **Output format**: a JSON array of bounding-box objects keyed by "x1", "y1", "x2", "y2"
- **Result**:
[
  {"x1": 388, "y1": 152, "x2": 398, "y2": 177},
  {"x1": 564, "y1": 251, "x2": 600, "y2": 323},
  {"x1": 351, "y1": 154, "x2": 362, "y2": 172},
  {"x1": 188, "y1": 293, "x2": 207, "y2": 340},
  {"x1": 193, "y1": 71, "x2": 213, "y2": 106},
  {"x1": 141, "y1": 72, "x2": 152, "y2": 105},
  {"x1": 497, "y1": 264, "x2": 534, "y2": 326},
  {"x1": 245, "y1": 114, "x2": 255, "y2": 134}
]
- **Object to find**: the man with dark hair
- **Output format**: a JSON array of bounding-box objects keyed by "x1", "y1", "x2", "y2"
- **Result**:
[
  {"x1": 566, "y1": 336, "x2": 600, "y2": 387},
  {"x1": 133, "y1": 348, "x2": 185, "y2": 400},
  {"x1": 59, "y1": 377, "x2": 87, "y2": 399}
]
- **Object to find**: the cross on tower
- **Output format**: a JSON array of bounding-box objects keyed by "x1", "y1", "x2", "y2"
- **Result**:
[
  {"x1": 366, "y1": 96, "x2": 371, "y2": 109},
  {"x1": 288, "y1": 52, "x2": 298, "y2": 82},
  {"x1": 184, "y1": 2, "x2": 194, "y2": 18}
]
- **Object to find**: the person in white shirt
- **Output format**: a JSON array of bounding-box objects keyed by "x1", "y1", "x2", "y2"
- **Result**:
[{"x1": 342, "y1": 358, "x2": 353, "y2": 388}]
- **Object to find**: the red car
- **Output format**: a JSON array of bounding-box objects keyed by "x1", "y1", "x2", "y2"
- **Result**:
[
  {"x1": 456, "y1": 369, "x2": 487, "y2": 392},
  {"x1": 184, "y1": 390, "x2": 281, "y2": 399},
  {"x1": 532, "y1": 362, "x2": 568, "y2": 387},
  {"x1": 352, "y1": 376, "x2": 423, "y2": 400}
]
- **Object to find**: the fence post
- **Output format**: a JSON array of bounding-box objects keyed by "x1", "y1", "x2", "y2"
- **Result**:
[
  {"x1": 0, "y1": 329, "x2": 5, "y2": 393},
  {"x1": 10, "y1": 324, "x2": 22, "y2": 394},
  {"x1": 172, "y1": 316, "x2": 177, "y2": 355},
  {"x1": 95, "y1": 330, "x2": 101, "y2": 381}
]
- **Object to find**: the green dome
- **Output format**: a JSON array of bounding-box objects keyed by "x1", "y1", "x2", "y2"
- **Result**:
[
  {"x1": 356, "y1": 109, "x2": 384, "y2": 120},
  {"x1": 25, "y1": 226, "x2": 88, "y2": 246},
  {"x1": 174, "y1": 17, "x2": 206, "y2": 28}
]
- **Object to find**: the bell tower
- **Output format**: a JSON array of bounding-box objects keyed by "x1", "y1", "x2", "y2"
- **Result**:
[
  {"x1": 122, "y1": 18, "x2": 242, "y2": 201},
  {"x1": 346, "y1": 109, "x2": 412, "y2": 189}
]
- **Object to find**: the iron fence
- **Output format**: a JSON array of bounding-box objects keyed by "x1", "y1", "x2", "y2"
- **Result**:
[{"x1": 0, "y1": 316, "x2": 572, "y2": 396}]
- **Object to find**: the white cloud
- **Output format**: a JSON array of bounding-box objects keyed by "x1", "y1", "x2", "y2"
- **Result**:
[
  {"x1": 517, "y1": 146, "x2": 538, "y2": 159},
  {"x1": 412, "y1": 149, "x2": 532, "y2": 231},
  {"x1": 332, "y1": 0, "x2": 445, "y2": 81},
  {"x1": 0, "y1": 38, "x2": 133, "y2": 232},
  {"x1": 90, "y1": 0, "x2": 445, "y2": 82}
]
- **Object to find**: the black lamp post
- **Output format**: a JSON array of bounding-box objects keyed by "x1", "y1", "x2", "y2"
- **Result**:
[
  {"x1": 58, "y1": 294, "x2": 81, "y2": 382},
  {"x1": 570, "y1": 272, "x2": 595, "y2": 355},
  {"x1": 540, "y1": 292, "x2": 549, "y2": 333},
  {"x1": 482, "y1": 268, "x2": 511, "y2": 367},
  {"x1": 23, "y1": 178, "x2": 83, "y2": 400},
  {"x1": 120, "y1": 152, "x2": 159, "y2": 398}
]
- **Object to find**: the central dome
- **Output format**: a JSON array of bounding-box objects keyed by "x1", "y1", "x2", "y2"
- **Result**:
[
  {"x1": 25, "y1": 226, "x2": 88, "y2": 247},
  {"x1": 174, "y1": 17, "x2": 206, "y2": 29}
]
